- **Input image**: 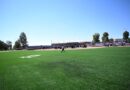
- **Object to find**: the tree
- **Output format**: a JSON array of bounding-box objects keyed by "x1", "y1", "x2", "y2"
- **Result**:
[
  {"x1": 0, "y1": 40, "x2": 8, "y2": 50},
  {"x1": 123, "y1": 31, "x2": 129, "y2": 42},
  {"x1": 102, "y1": 32, "x2": 109, "y2": 43},
  {"x1": 128, "y1": 38, "x2": 130, "y2": 43},
  {"x1": 19, "y1": 32, "x2": 28, "y2": 48},
  {"x1": 109, "y1": 38, "x2": 114, "y2": 43},
  {"x1": 6, "y1": 41, "x2": 12, "y2": 50},
  {"x1": 13, "y1": 40, "x2": 21, "y2": 49},
  {"x1": 93, "y1": 33, "x2": 100, "y2": 43}
]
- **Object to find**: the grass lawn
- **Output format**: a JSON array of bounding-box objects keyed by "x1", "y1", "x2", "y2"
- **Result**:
[{"x1": 0, "y1": 47, "x2": 130, "y2": 90}]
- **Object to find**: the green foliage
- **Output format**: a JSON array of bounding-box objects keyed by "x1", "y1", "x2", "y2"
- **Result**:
[
  {"x1": 102, "y1": 32, "x2": 109, "y2": 43},
  {"x1": 93, "y1": 33, "x2": 100, "y2": 43},
  {"x1": 128, "y1": 38, "x2": 130, "y2": 43},
  {"x1": 123, "y1": 31, "x2": 129, "y2": 42},
  {"x1": 0, "y1": 40, "x2": 8, "y2": 50},
  {"x1": 13, "y1": 39, "x2": 21, "y2": 49},
  {"x1": 13, "y1": 32, "x2": 28, "y2": 49},
  {"x1": 19, "y1": 32, "x2": 28, "y2": 48},
  {"x1": 0, "y1": 47, "x2": 130, "y2": 90},
  {"x1": 6, "y1": 41, "x2": 12, "y2": 50},
  {"x1": 109, "y1": 38, "x2": 114, "y2": 43}
]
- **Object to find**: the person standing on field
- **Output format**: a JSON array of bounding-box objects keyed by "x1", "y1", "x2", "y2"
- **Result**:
[{"x1": 61, "y1": 46, "x2": 65, "y2": 53}]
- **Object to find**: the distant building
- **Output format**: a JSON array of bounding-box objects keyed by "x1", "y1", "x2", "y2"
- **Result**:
[
  {"x1": 51, "y1": 41, "x2": 92, "y2": 49},
  {"x1": 114, "y1": 39, "x2": 123, "y2": 43},
  {"x1": 27, "y1": 45, "x2": 52, "y2": 50},
  {"x1": 114, "y1": 39, "x2": 125, "y2": 46},
  {"x1": 27, "y1": 41, "x2": 92, "y2": 50},
  {"x1": 51, "y1": 42, "x2": 79, "y2": 48}
]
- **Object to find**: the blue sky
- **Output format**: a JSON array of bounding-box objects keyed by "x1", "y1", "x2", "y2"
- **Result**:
[{"x1": 0, "y1": 0, "x2": 130, "y2": 45}]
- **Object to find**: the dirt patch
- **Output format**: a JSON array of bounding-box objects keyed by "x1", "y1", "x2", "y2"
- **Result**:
[{"x1": 20, "y1": 55, "x2": 40, "y2": 58}]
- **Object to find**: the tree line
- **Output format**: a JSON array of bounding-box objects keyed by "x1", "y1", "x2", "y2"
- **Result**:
[
  {"x1": 0, "y1": 32, "x2": 27, "y2": 50},
  {"x1": 0, "y1": 31, "x2": 130, "y2": 50},
  {"x1": 92, "y1": 31, "x2": 130, "y2": 44}
]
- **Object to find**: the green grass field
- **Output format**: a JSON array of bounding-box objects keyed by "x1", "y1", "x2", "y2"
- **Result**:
[{"x1": 0, "y1": 47, "x2": 130, "y2": 90}]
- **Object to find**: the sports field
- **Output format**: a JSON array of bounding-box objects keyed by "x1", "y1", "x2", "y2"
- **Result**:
[{"x1": 0, "y1": 47, "x2": 130, "y2": 90}]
